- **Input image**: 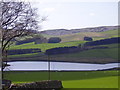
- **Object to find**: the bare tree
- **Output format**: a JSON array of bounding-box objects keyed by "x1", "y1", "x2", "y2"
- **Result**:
[{"x1": 0, "y1": 1, "x2": 44, "y2": 71}]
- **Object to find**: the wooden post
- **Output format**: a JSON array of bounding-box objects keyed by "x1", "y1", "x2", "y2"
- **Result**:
[
  {"x1": 0, "y1": 21, "x2": 2, "y2": 90},
  {"x1": 0, "y1": 1, "x2": 3, "y2": 89},
  {"x1": 48, "y1": 55, "x2": 50, "y2": 80}
]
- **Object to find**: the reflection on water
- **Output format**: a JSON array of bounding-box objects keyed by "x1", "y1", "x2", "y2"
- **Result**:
[{"x1": 4, "y1": 61, "x2": 119, "y2": 71}]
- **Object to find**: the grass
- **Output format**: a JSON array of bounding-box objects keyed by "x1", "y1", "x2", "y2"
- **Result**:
[
  {"x1": 4, "y1": 70, "x2": 119, "y2": 88},
  {"x1": 9, "y1": 41, "x2": 86, "y2": 52},
  {"x1": 9, "y1": 29, "x2": 119, "y2": 54},
  {"x1": 8, "y1": 43, "x2": 119, "y2": 64},
  {"x1": 51, "y1": 44, "x2": 119, "y2": 60},
  {"x1": 99, "y1": 43, "x2": 119, "y2": 48},
  {"x1": 41, "y1": 29, "x2": 119, "y2": 42},
  {"x1": 63, "y1": 76, "x2": 119, "y2": 88},
  {"x1": 59, "y1": 32, "x2": 106, "y2": 42},
  {"x1": 100, "y1": 29, "x2": 119, "y2": 37},
  {"x1": 8, "y1": 53, "x2": 41, "y2": 58}
]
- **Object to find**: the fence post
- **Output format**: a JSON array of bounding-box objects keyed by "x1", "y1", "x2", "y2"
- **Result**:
[{"x1": 48, "y1": 55, "x2": 50, "y2": 80}]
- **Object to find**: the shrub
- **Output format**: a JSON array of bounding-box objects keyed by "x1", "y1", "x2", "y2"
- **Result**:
[
  {"x1": 45, "y1": 46, "x2": 79, "y2": 55},
  {"x1": 7, "y1": 49, "x2": 41, "y2": 55},
  {"x1": 84, "y1": 37, "x2": 120, "y2": 46},
  {"x1": 34, "y1": 37, "x2": 48, "y2": 44},
  {"x1": 16, "y1": 38, "x2": 34, "y2": 45}
]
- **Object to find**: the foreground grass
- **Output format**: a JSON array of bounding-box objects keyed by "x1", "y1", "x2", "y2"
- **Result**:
[
  {"x1": 63, "y1": 76, "x2": 119, "y2": 88},
  {"x1": 4, "y1": 70, "x2": 119, "y2": 88}
]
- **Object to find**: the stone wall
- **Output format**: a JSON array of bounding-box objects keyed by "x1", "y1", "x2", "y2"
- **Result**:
[{"x1": 10, "y1": 80, "x2": 63, "y2": 90}]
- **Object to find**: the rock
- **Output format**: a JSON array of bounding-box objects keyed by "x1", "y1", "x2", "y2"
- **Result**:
[{"x1": 2, "y1": 79, "x2": 12, "y2": 89}]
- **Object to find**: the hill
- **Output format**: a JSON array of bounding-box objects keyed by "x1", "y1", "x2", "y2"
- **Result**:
[
  {"x1": 41, "y1": 29, "x2": 119, "y2": 42},
  {"x1": 7, "y1": 25, "x2": 120, "y2": 64},
  {"x1": 41, "y1": 26, "x2": 120, "y2": 36}
]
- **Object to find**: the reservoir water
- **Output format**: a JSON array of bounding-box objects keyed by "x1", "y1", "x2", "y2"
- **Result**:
[{"x1": 4, "y1": 61, "x2": 119, "y2": 71}]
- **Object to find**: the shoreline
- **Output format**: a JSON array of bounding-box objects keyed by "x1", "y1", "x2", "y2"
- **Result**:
[
  {"x1": 5, "y1": 59, "x2": 120, "y2": 64},
  {"x1": 4, "y1": 67, "x2": 120, "y2": 72}
]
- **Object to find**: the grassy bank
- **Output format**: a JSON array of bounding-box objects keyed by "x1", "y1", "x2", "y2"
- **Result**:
[
  {"x1": 50, "y1": 46, "x2": 119, "y2": 59},
  {"x1": 4, "y1": 70, "x2": 119, "y2": 88}
]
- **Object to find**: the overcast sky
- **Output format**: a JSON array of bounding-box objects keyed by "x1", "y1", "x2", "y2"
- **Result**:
[{"x1": 29, "y1": 0, "x2": 119, "y2": 31}]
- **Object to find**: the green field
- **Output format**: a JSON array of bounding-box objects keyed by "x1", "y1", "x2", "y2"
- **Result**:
[
  {"x1": 52, "y1": 45, "x2": 119, "y2": 59},
  {"x1": 4, "y1": 70, "x2": 119, "y2": 88},
  {"x1": 9, "y1": 41, "x2": 86, "y2": 52}
]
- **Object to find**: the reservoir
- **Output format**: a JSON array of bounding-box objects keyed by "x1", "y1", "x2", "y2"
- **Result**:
[{"x1": 4, "y1": 61, "x2": 119, "y2": 71}]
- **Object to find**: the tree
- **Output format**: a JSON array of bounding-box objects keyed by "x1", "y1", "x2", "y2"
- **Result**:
[
  {"x1": 84, "y1": 37, "x2": 93, "y2": 41},
  {"x1": 0, "y1": 1, "x2": 45, "y2": 74},
  {"x1": 48, "y1": 37, "x2": 61, "y2": 43},
  {"x1": 33, "y1": 34, "x2": 48, "y2": 44}
]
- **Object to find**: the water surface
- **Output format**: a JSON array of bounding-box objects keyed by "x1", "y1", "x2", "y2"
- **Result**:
[{"x1": 4, "y1": 61, "x2": 119, "y2": 71}]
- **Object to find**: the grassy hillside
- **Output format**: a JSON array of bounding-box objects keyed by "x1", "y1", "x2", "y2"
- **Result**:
[
  {"x1": 9, "y1": 41, "x2": 86, "y2": 52},
  {"x1": 8, "y1": 43, "x2": 119, "y2": 64},
  {"x1": 8, "y1": 29, "x2": 119, "y2": 63},
  {"x1": 52, "y1": 48, "x2": 118, "y2": 59},
  {"x1": 59, "y1": 32, "x2": 106, "y2": 42},
  {"x1": 41, "y1": 29, "x2": 119, "y2": 42},
  {"x1": 12, "y1": 29, "x2": 119, "y2": 43},
  {"x1": 100, "y1": 30, "x2": 119, "y2": 37},
  {"x1": 42, "y1": 32, "x2": 107, "y2": 42},
  {"x1": 4, "y1": 70, "x2": 119, "y2": 88},
  {"x1": 9, "y1": 29, "x2": 119, "y2": 52}
]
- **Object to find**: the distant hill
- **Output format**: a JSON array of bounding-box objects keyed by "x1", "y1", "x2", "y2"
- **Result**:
[{"x1": 41, "y1": 26, "x2": 120, "y2": 36}]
